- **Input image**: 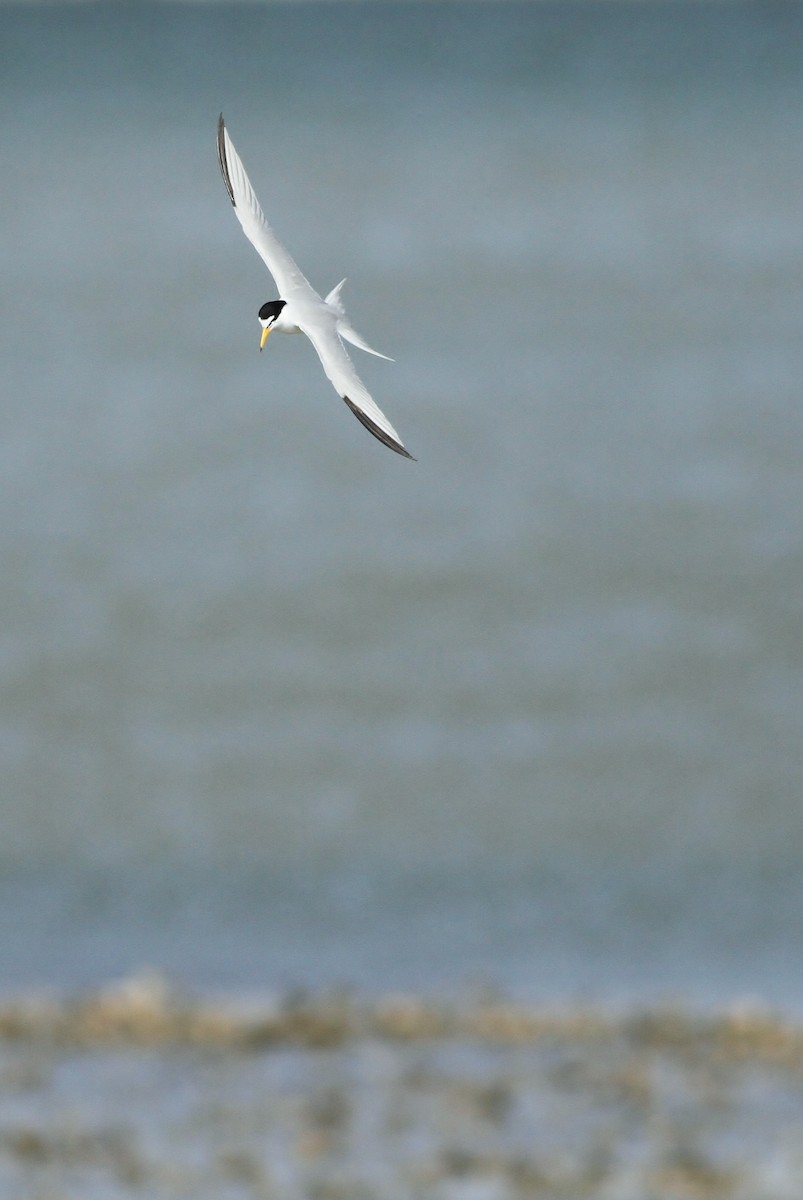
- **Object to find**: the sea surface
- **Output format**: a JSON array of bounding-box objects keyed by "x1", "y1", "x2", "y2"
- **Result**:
[{"x1": 1, "y1": 1, "x2": 803, "y2": 1012}]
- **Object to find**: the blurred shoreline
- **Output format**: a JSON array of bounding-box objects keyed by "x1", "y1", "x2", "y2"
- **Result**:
[
  {"x1": 3, "y1": 970, "x2": 803, "y2": 1057},
  {"x1": 1, "y1": 973, "x2": 802, "y2": 1199}
]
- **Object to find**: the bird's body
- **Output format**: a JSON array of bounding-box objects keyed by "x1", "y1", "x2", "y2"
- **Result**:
[{"x1": 217, "y1": 115, "x2": 415, "y2": 460}]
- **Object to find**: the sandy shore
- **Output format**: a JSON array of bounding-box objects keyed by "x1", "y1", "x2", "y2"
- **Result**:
[{"x1": 0, "y1": 974, "x2": 801, "y2": 1199}]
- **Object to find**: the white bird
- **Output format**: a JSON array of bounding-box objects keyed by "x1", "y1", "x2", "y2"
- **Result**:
[{"x1": 217, "y1": 115, "x2": 415, "y2": 460}]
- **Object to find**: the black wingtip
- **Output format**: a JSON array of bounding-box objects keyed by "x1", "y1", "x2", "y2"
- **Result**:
[
  {"x1": 342, "y1": 396, "x2": 416, "y2": 460},
  {"x1": 217, "y1": 113, "x2": 236, "y2": 207}
]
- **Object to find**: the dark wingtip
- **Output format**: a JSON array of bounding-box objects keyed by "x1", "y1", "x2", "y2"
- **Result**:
[
  {"x1": 217, "y1": 113, "x2": 236, "y2": 207},
  {"x1": 342, "y1": 396, "x2": 416, "y2": 460}
]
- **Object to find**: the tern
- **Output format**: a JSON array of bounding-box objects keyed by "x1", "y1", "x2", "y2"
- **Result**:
[{"x1": 217, "y1": 115, "x2": 415, "y2": 460}]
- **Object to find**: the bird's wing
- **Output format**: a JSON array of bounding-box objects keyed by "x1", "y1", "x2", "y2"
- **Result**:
[
  {"x1": 299, "y1": 319, "x2": 415, "y2": 460},
  {"x1": 217, "y1": 115, "x2": 319, "y2": 301}
]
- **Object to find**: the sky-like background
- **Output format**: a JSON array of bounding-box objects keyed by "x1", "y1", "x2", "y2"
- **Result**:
[{"x1": 1, "y1": 1, "x2": 802, "y2": 1008}]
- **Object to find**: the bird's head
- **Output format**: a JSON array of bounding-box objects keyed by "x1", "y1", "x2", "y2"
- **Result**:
[{"x1": 258, "y1": 300, "x2": 286, "y2": 350}]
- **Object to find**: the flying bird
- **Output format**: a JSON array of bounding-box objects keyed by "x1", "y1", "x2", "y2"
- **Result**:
[{"x1": 217, "y1": 115, "x2": 415, "y2": 460}]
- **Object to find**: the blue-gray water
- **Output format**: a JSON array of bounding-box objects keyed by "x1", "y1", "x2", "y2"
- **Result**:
[{"x1": 1, "y1": 1, "x2": 802, "y2": 1009}]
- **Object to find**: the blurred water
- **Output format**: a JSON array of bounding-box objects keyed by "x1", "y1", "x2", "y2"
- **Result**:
[{"x1": 1, "y1": 2, "x2": 802, "y2": 1007}]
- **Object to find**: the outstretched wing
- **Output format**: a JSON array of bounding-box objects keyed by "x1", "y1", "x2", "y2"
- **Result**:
[
  {"x1": 217, "y1": 115, "x2": 319, "y2": 301},
  {"x1": 300, "y1": 320, "x2": 415, "y2": 460}
]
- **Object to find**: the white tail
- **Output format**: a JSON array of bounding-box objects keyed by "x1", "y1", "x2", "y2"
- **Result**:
[
  {"x1": 324, "y1": 278, "x2": 348, "y2": 314},
  {"x1": 325, "y1": 278, "x2": 394, "y2": 361},
  {"x1": 337, "y1": 322, "x2": 394, "y2": 361}
]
